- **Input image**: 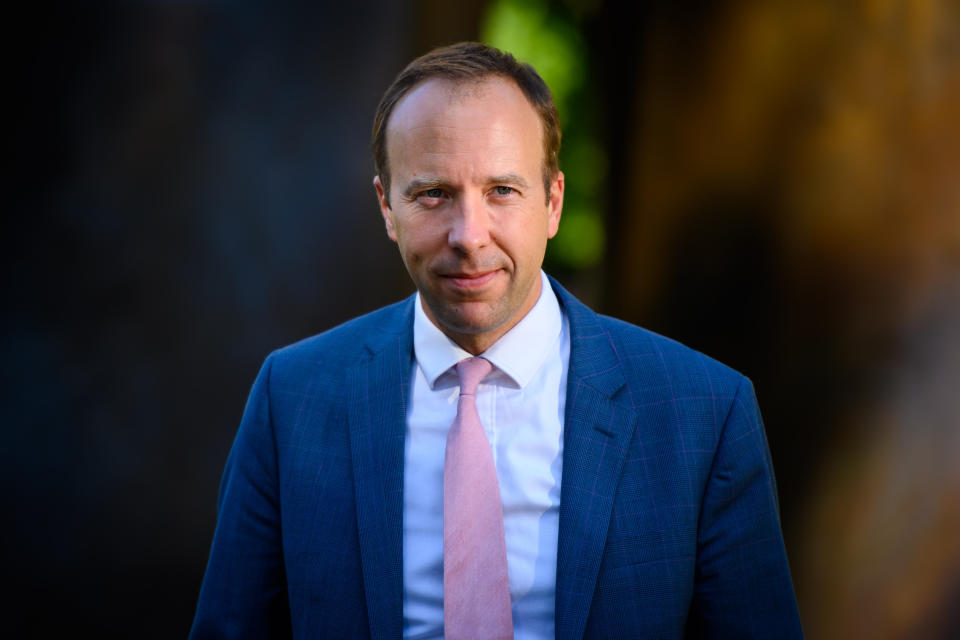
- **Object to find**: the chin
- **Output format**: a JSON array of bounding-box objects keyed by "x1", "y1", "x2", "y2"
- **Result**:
[
  {"x1": 436, "y1": 308, "x2": 505, "y2": 337},
  {"x1": 439, "y1": 316, "x2": 496, "y2": 337}
]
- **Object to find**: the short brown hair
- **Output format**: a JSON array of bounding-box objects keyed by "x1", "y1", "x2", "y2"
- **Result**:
[{"x1": 372, "y1": 42, "x2": 561, "y2": 205}]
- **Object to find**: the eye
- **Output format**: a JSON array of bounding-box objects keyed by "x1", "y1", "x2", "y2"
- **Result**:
[
  {"x1": 422, "y1": 188, "x2": 444, "y2": 199},
  {"x1": 493, "y1": 186, "x2": 514, "y2": 196}
]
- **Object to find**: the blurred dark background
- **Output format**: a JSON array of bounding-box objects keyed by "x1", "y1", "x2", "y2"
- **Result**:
[{"x1": 4, "y1": 1, "x2": 959, "y2": 637}]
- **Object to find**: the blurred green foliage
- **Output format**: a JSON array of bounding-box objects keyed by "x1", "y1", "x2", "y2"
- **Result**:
[{"x1": 481, "y1": 0, "x2": 606, "y2": 270}]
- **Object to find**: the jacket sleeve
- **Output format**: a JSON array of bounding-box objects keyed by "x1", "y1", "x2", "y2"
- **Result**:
[
  {"x1": 686, "y1": 376, "x2": 804, "y2": 638},
  {"x1": 190, "y1": 353, "x2": 292, "y2": 639}
]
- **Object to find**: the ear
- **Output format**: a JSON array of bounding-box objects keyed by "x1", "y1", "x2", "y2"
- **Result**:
[
  {"x1": 546, "y1": 170, "x2": 564, "y2": 239},
  {"x1": 374, "y1": 175, "x2": 397, "y2": 242}
]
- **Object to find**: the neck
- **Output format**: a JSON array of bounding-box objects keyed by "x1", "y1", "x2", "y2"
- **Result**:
[{"x1": 425, "y1": 275, "x2": 544, "y2": 356}]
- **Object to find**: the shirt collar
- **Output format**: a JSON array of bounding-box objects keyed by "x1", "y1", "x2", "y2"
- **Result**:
[{"x1": 413, "y1": 271, "x2": 563, "y2": 389}]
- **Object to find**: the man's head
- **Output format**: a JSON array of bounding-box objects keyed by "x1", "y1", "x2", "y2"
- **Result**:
[
  {"x1": 372, "y1": 42, "x2": 561, "y2": 206},
  {"x1": 372, "y1": 43, "x2": 564, "y2": 355}
]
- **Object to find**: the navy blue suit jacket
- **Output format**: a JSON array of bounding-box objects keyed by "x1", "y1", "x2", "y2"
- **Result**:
[{"x1": 191, "y1": 278, "x2": 802, "y2": 638}]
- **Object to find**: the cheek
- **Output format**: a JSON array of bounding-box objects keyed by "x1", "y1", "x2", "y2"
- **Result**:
[
  {"x1": 395, "y1": 221, "x2": 442, "y2": 264},
  {"x1": 503, "y1": 216, "x2": 549, "y2": 257}
]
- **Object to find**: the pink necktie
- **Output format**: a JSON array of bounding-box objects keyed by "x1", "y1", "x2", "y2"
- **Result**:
[{"x1": 443, "y1": 357, "x2": 514, "y2": 640}]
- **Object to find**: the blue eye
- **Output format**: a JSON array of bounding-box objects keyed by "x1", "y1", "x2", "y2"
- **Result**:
[
  {"x1": 494, "y1": 186, "x2": 513, "y2": 195},
  {"x1": 423, "y1": 188, "x2": 443, "y2": 198}
]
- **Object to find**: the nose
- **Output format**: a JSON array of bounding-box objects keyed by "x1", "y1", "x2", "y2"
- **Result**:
[{"x1": 447, "y1": 193, "x2": 491, "y2": 254}]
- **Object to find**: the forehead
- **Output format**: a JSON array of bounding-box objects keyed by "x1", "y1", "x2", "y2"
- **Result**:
[{"x1": 385, "y1": 76, "x2": 543, "y2": 171}]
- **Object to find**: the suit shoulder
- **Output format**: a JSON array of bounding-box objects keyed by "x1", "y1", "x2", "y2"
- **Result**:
[{"x1": 267, "y1": 297, "x2": 413, "y2": 372}]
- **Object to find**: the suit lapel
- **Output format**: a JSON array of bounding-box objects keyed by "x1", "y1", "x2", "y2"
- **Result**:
[
  {"x1": 551, "y1": 279, "x2": 636, "y2": 640},
  {"x1": 347, "y1": 297, "x2": 414, "y2": 640},
  {"x1": 343, "y1": 283, "x2": 636, "y2": 640}
]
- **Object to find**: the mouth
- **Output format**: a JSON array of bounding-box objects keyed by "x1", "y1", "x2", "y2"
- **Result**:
[{"x1": 440, "y1": 269, "x2": 500, "y2": 290}]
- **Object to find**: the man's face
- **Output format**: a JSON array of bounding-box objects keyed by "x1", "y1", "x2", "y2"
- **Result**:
[{"x1": 375, "y1": 76, "x2": 564, "y2": 354}]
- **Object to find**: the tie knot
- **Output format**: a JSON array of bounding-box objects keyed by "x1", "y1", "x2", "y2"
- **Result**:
[{"x1": 455, "y1": 357, "x2": 492, "y2": 396}]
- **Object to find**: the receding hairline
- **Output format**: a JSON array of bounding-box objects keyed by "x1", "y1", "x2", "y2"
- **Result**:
[
  {"x1": 385, "y1": 75, "x2": 538, "y2": 136},
  {"x1": 372, "y1": 42, "x2": 562, "y2": 206},
  {"x1": 379, "y1": 73, "x2": 556, "y2": 201}
]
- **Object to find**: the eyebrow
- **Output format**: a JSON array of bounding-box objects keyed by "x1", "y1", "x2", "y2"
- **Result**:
[
  {"x1": 488, "y1": 173, "x2": 531, "y2": 190},
  {"x1": 401, "y1": 173, "x2": 532, "y2": 199},
  {"x1": 402, "y1": 177, "x2": 445, "y2": 198}
]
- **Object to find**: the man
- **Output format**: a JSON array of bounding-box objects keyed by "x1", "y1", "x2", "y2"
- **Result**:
[{"x1": 191, "y1": 42, "x2": 802, "y2": 639}]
